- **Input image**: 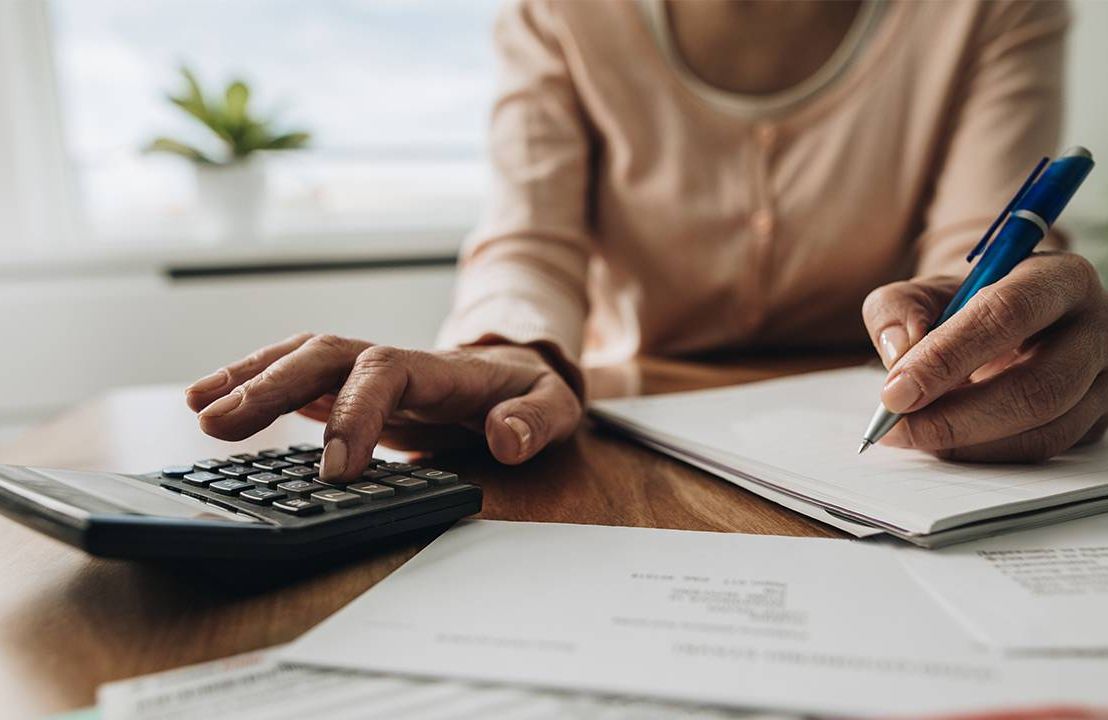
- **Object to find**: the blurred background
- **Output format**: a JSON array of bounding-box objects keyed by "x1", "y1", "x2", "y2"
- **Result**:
[{"x1": 0, "y1": 0, "x2": 1105, "y2": 442}]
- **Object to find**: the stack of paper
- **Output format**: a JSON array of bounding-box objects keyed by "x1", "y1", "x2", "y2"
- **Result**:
[
  {"x1": 279, "y1": 520, "x2": 1108, "y2": 718},
  {"x1": 590, "y1": 366, "x2": 1108, "y2": 546}
]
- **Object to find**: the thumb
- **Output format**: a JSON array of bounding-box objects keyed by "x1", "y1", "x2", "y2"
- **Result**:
[
  {"x1": 484, "y1": 372, "x2": 582, "y2": 464},
  {"x1": 862, "y1": 276, "x2": 961, "y2": 369}
]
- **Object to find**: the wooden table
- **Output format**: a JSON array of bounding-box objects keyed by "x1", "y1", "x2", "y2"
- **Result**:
[{"x1": 0, "y1": 353, "x2": 863, "y2": 717}]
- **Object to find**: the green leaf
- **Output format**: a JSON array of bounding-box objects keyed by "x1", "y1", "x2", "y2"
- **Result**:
[
  {"x1": 143, "y1": 137, "x2": 216, "y2": 164},
  {"x1": 225, "y1": 81, "x2": 250, "y2": 124},
  {"x1": 260, "y1": 131, "x2": 310, "y2": 150}
]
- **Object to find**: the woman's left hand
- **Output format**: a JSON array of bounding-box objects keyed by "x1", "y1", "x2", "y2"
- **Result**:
[{"x1": 862, "y1": 251, "x2": 1108, "y2": 462}]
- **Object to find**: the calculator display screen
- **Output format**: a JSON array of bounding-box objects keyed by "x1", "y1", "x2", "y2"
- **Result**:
[{"x1": 0, "y1": 466, "x2": 255, "y2": 523}]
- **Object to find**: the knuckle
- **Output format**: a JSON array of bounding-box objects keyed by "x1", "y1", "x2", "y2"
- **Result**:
[
  {"x1": 306, "y1": 333, "x2": 352, "y2": 354},
  {"x1": 356, "y1": 344, "x2": 403, "y2": 370},
  {"x1": 1006, "y1": 367, "x2": 1070, "y2": 422},
  {"x1": 904, "y1": 410, "x2": 958, "y2": 450},
  {"x1": 978, "y1": 285, "x2": 1033, "y2": 338},
  {"x1": 911, "y1": 340, "x2": 960, "y2": 390},
  {"x1": 240, "y1": 374, "x2": 287, "y2": 410},
  {"x1": 1062, "y1": 253, "x2": 1100, "y2": 295},
  {"x1": 1015, "y1": 427, "x2": 1069, "y2": 464}
]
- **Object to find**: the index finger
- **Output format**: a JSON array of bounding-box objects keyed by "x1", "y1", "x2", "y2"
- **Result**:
[
  {"x1": 186, "y1": 332, "x2": 314, "y2": 412},
  {"x1": 882, "y1": 253, "x2": 1099, "y2": 415}
]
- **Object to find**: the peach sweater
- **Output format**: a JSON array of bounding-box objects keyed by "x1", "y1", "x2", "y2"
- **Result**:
[{"x1": 438, "y1": 0, "x2": 1067, "y2": 390}]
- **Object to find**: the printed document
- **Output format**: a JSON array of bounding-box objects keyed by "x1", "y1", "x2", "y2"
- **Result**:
[
  {"x1": 281, "y1": 520, "x2": 1108, "y2": 717},
  {"x1": 97, "y1": 647, "x2": 791, "y2": 720},
  {"x1": 898, "y1": 512, "x2": 1108, "y2": 652}
]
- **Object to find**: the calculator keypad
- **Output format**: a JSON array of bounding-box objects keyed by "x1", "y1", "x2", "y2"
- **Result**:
[
  {"x1": 240, "y1": 487, "x2": 286, "y2": 505},
  {"x1": 272, "y1": 497, "x2": 324, "y2": 516},
  {"x1": 278, "y1": 480, "x2": 326, "y2": 496},
  {"x1": 183, "y1": 471, "x2": 223, "y2": 487},
  {"x1": 311, "y1": 489, "x2": 360, "y2": 508},
  {"x1": 209, "y1": 478, "x2": 252, "y2": 495},
  {"x1": 159, "y1": 446, "x2": 468, "y2": 524}
]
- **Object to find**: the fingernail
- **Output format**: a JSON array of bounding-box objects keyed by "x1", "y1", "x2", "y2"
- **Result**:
[
  {"x1": 199, "y1": 390, "x2": 243, "y2": 418},
  {"x1": 320, "y1": 438, "x2": 348, "y2": 479},
  {"x1": 188, "y1": 370, "x2": 228, "y2": 395},
  {"x1": 878, "y1": 327, "x2": 909, "y2": 368},
  {"x1": 504, "y1": 416, "x2": 532, "y2": 456},
  {"x1": 882, "y1": 373, "x2": 923, "y2": 414}
]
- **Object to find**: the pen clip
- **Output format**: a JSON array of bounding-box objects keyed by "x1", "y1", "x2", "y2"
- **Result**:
[{"x1": 965, "y1": 156, "x2": 1049, "y2": 262}]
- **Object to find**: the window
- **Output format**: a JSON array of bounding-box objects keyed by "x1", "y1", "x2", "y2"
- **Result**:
[{"x1": 48, "y1": 0, "x2": 499, "y2": 246}]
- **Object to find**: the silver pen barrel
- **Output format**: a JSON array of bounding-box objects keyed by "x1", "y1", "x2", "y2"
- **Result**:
[{"x1": 858, "y1": 405, "x2": 902, "y2": 454}]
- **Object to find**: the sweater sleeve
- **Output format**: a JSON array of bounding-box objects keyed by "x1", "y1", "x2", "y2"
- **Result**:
[
  {"x1": 436, "y1": 0, "x2": 593, "y2": 396},
  {"x1": 915, "y1": 0, "x2": 1069, "y2": 277}
]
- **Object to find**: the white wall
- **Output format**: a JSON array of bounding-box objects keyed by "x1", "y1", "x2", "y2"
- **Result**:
[
  {"x1": 1065, "y1": 0, "x2": 1108, "y2": 223},
  {"x1": 1, "y1": 266, "x2": 455, "y2": 434}
]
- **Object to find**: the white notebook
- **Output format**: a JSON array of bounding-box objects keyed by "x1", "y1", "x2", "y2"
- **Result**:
[{"x1": 590, "y1": 367, "x2": 1108, "y2": 546}]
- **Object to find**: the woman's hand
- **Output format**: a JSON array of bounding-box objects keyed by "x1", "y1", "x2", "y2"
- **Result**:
[
  {"x1": 185, "y1": 335, "x2": 583, "y2": 481},
  {"x1": 862, "y1": 252, "x2": 1108, "y2": 462}
]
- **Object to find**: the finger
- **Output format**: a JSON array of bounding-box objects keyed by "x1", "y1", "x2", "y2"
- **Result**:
[
  {"x1": 484, "y1": 371, "x2": 582, "y2": 464},
  {"x1": 862, "y1": 277, "x2": 961, "y2": 368},
  {"x1": 199, "y1": 335, "x2": 368, "y2": 441},
  {"x1": 933, "y1": 373, "x2": 1108, "y2": 463},
  {"x1": 320, "y1": 347, "x2": 542, "y2": 481},
  {"x1": 1077, "y1": 414, "x2": 1108, "y2": 447},
  {"x1": 883, "y1": 318, "x2": 1104, "y2": 450},
  {"x1": 186, "y1": 332, "x2": 314, "y2": 411},
  {"x1": 882, "y1": 253, "x2": 1101, "y2": 414}
]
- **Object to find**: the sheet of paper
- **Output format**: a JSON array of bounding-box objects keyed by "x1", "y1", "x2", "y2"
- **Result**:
[
  {"x1": 281, "y1": 520, "x2": 1108, "y2": 717},
  {"x1": 633, "y1": 434, "x2": 884, "y2": 538},
  {"x1": 897, "y1": 513, "x2": 1108, "y2": 652},
  {"x1": 97, "y1": 646, "x2": 792, "y2": 720},
  {"x1": 591, "y1": 367, "x2": 1108, "y2": 535}
]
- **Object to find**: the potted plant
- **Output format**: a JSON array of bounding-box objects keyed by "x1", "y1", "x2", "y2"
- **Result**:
[{"x1": 145, "y1": 67, "x2": 310, "y2": 242}]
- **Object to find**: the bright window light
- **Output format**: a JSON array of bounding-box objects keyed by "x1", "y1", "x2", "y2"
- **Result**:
[{"x1": 49, "y1": 0, "x2": 499, "y2": 244}]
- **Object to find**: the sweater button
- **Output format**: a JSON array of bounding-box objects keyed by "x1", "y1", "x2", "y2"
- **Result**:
[
  {"x1": 755, "y1": 123, "x2": 777, "y2": 147},
  {"x1": 751, "y1": 209, "x2": 775, "y2": 238}
]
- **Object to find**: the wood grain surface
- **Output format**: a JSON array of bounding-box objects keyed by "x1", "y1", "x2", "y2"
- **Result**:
[{"x1": 0, "y1": 352, "x2": 866, "y2": 717}]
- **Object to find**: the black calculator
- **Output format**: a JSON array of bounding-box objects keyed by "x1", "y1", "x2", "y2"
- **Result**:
[{"x1": 0, "y1": 445, "x2": 481, "y2": 561}]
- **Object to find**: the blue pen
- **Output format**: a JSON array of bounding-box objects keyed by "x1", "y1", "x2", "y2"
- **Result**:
[{"x1": 858, "y1": 145, "x2": 1096, "y2": 454}]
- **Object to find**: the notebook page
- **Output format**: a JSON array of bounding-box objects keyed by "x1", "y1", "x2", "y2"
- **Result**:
[{"x1": 591, "y1": 367, "x2": 1108, "y2": 534}]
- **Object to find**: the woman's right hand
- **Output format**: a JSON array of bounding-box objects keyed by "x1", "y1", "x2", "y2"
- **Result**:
[{"x1": 184, "y1": 334, "x2": 583, "y2": 482}]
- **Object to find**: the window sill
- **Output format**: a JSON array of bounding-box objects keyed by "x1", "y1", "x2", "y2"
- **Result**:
[{"x1": 0, "y1": 223, "x2": 467, "y2": 280}]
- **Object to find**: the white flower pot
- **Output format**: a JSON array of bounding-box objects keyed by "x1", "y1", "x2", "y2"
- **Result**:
[{"x1": 195, "y1": 159, "x2": 267, "y2": 242}]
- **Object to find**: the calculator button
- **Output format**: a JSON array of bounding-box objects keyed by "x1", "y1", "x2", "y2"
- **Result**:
[
  {"x1": 361, "y1": 469, "x2": 393, "y2": 482},
  {"x1": 219, "y1": 464, "x2": 259, "y2": 478},
  {"x1": 258, "y1": 448, "x2": 293, "y2": 459},
  {"x1": 209, "y1": 479, "x2": 252, "y2": 496},
  {"x1": 249, "y1": 472, "x2": 285, "y2": 488},
  {"x1": 273, "y1": 498, "x2": 324, "y2": 516},
  {"x1": 378, "y1": 475, "x2": 429, "y2": 492},
  {"x1": 161, "y1": 465, "x2": 194, "y2": 479},
  {"x1": 240, "y1": 487, "x2": 286, "y2": 505},
  {"x1": 183, "y1": 471, "x2": 223, "y2": 487},
  {"x1": 412, "y1": 469, "x2": 458, "y2": 485},
  {"x1": 277, "y1": 480, "x2": 326, "y2": 497},
  {"x1": 253, "y1": 459, "x2": 291, "y2": 472},
  {"x1": 193, "y1": 458, "x2": 230, "y2": 471},
  {"x1": 281, "y1": 465, "x2": 318, "y2": 479},
  {"x1": 379, "y1": 462, "x2": 421, "y2": 474},
  {"x1": 285, "y1": 453, "x2": 320, "y2": 465},
  {"x1": 228, "y1": 453, "x2": 261, "y2": 464},
  {"x1": 348, "y1": 482, "x2": 396, "y2": 500},
  {"x1": 311, "y1": 489, "x2": 361, "y2": 508},
  {"x1": 290, "y1": 444, "x2": 322, "y2": 453}
]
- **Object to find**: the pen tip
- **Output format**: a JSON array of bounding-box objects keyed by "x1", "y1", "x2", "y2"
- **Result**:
[{"x1": 857, "y1": 441, "x2": 871, "y2": 455}]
